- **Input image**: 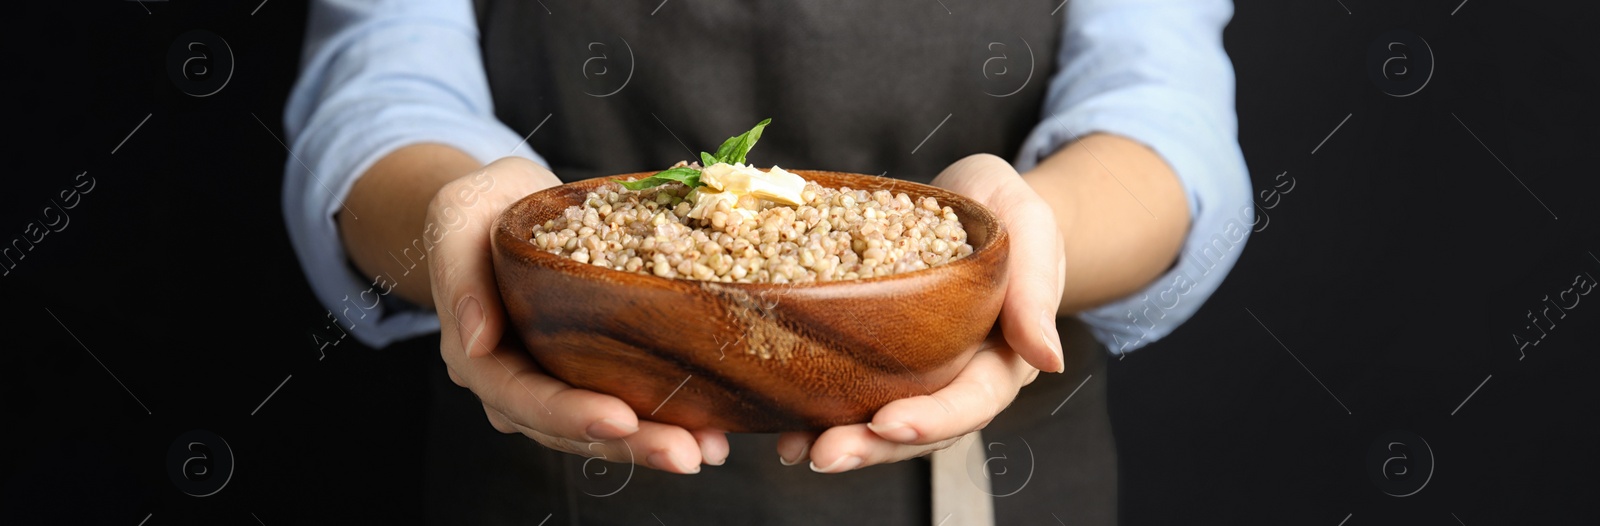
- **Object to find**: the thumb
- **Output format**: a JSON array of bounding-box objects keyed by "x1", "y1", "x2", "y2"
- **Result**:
[
  {"x1": 428, "y1": 157, "x2": 558, "y2": 358},
  {"x1": 933, "y1": 154, "x2": 1065, "y2": 373}
]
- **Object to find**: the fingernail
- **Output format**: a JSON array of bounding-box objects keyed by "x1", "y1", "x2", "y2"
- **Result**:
[
  {"x1": 457, "y1": 296, "x2": 485, "y2": 356},
  {"x1": 1041, "y1": 309, "x2": 1064, "y2": 373},
  {"x1": 585, "y1": 418, "x2": 637, "y2": 441},
  {"x1": 674, "y1": 450, "x2": 702, "y2": 474},
  {"x1": 701, "y1": 438, "x2": 728, "y2": 466},
  {"x1": 867, "y1": 421, "x2": 919, "y2": 443},
  {"x1": 779, "y1": 444, "x2": 810, "y2": 466},
  {"x1": 809, "y1": 455, "x2": 863, "y2": 474},
  {"x1": 648, "y1": 451, "x2": 700, "y2": 474},
  {"x1": 647, "y1": 451, "x2": 671, "y2": 471}
]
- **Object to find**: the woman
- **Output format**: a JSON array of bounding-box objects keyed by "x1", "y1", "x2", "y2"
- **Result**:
[{"x1": 282, "y1": 0, "x2": 1250, "y2": 523}]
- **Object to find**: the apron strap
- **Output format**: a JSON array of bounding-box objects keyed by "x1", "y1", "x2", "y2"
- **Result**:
[{"x1": 930, "y1": 431, "x2": 995, "y2": 525}]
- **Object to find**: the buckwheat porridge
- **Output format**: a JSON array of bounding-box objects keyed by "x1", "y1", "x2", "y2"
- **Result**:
[{"x1": 527, "y1": 119, "x2": 973, "y2": 283}]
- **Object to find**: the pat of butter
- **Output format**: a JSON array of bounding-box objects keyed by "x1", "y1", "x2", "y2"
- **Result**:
[
  {"x1": 699, "y1": 163, "x2": 806, "y2": 206},
  {"x1": 688, "y1": 163, "x2": 808, "y2": 221},
  {"x1": 686, "y1": 187, "x2": 746, "y2": 220}
]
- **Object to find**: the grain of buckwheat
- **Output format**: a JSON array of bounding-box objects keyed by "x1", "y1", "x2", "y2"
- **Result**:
[{"x1": 527, "y1": 180, "x2": 974, "y2": 283}]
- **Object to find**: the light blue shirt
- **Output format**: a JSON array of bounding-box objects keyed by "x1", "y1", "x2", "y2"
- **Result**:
[{"x1": 283, "y1": 0, "x2": 1252, "y2": 354}]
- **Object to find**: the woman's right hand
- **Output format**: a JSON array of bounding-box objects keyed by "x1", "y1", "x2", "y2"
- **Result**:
[{"x1": 427, "y1": 156, "x2": 725, "y2": 474}]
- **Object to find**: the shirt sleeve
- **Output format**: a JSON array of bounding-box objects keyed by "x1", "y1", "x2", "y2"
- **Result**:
[
  {"x1": 281, "y1": 0, "x2": 547, "y2": 349},
  {"x1": 1012, "y1": 0, "x2": 1254, "y2": 355}
]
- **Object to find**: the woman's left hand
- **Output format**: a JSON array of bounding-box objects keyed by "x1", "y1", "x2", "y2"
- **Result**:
[{"x1": 777, "y1": 153, "x2": 1068, "y2": 472}]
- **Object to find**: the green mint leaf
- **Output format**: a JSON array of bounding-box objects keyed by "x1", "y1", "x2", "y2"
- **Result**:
[
  {"x1": 615, "y1": 178, "x2": 667, "y2": 191},
  {"x1": 711, "y1": 138, "x2": 739, "y2": 164},
  {"x1": 621, "y1": 119, "x2": 772, "y2": 191},
  {"x1": 711, "y1": 118, "x2": 772, "y2": 166},
  {"x1": 616, "y1": 166, "x2": 703, "y2": 190}
]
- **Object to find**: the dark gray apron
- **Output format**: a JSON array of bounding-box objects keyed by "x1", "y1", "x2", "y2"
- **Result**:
[
  {"x1": 473, "y1": 0, "x2": 1059, "y2": 184},
  {"x1": 425, "y1": 2, "x2": 1116, "y2": 524}
]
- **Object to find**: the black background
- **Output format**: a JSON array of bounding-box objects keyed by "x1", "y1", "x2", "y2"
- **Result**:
[{"x1": 2, "y1": 1, "x2": 1596, "y2": 525}]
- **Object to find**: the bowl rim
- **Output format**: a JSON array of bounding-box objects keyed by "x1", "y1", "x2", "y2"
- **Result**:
[{"x1": 494, "y1": 169, "x2": 1009, "y2": 290}]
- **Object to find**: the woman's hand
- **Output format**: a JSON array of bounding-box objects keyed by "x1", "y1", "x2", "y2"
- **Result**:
[
  {"x1": 777, "y1": 153, "x2": 1068, "y2": 471},
  {"x1": 428, "y1": 156, "x2": 727, "y2": 474}
]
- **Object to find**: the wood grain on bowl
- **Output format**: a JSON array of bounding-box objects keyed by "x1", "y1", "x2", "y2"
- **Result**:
[{"x1": 492, "y1": 171, "x2": 1008, "y2": 432}]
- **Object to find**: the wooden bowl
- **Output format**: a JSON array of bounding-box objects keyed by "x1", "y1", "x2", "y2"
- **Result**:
[{"x1": 491, "y1": 170, "x2": 1009, "y2": 432}]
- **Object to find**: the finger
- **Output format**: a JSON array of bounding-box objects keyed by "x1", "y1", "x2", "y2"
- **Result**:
[
  {"x1": 691, "y1": 428, "x2": 730, "y2": 466},
  {"x1": 483, "y1": 404, "x2": 519, "y2": 434},
  {"x1": 464, "y1": 356, "x2": 700, "y2": 476},
  {"x1": 447, "y1": 365, "x2": 466, "y2": 387},
  {"x1": 776, "y1": 431, "x2": 819, "y2": 466},
  {"x1": 866, "y1": 342, "x2": 1032, "y2": 445},
  {"x1": 514, "y1": 420, "x2": 705, "y2": 474},
  {"x1": 933, "y1": 154, "x2": 1065, "y2": 373},
  {"x1": 430, "y1": 156, "x2": 558, "y2": 362},
  {"x1": 448, "y1": 339, "x2": 641, "y2": 442},
  {"x1": 807, "y1": 424, "x2": 964, "y2": 474},
  {"x1": 995, "y1": 190, "x2": 1067, "y2": 373},
  {"x1": 620, "y1": 421, "x2": 705, "y2": 474}
]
